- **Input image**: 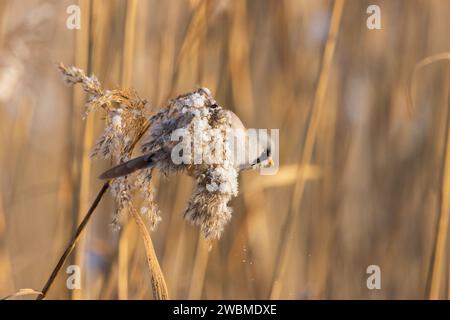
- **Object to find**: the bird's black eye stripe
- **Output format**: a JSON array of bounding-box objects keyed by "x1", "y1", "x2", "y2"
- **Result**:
[{"x1": 256, "y1": 158, "x2": 261, "y2": 163}]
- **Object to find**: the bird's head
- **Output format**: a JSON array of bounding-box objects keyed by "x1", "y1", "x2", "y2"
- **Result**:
[{"x1": 249, "y1": 129, "x2": 275, "y2": 170}]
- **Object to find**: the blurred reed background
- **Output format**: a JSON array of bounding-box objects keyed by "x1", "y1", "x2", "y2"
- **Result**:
[{"x1": 0, "y1": 0, "x2": 450, "y2": 299}]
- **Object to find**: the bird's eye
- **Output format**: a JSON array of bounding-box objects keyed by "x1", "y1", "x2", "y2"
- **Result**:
[
  {"x1": 267, "y1": 149, "x2": 271, "y2": 157},
  {"x1": 256, "y1": 158, "x2": 261, "y2": 164}
]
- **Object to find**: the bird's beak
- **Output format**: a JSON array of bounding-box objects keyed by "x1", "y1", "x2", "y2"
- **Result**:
[{"x1": 267, "y1": 157, "x2": 274, "y2": 167}]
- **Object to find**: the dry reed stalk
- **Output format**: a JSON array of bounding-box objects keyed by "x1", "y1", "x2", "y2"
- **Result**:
[
  {"x1": 188, "y1": 233, "x2": 210, "y2": 299},
  {"x1": 0, "y1": 100, "x2": 33, "y2": 295},
  {"x1": 129, "y1": 208, "x2": 169, "y2": 299},
  {"x1": 172, "y1": 0, "x2": 207, "y2": 95},
  {"x1": 160, "y1": 176, "x2": 192, "y2": 296},
  {"x1": 223, "y1": 3, "x2": 258, "y2": 293},
  {"x1": 448, "y1": 229, "x2": 450, "y2": 299},
  {"x1": 208, "y1": 6, "x2": 256, "y2": 291},
  {"x1": 163, "y1": 224, "x2": 187, "y2": 298},
  {"x1": 117, "y1": 0, "x2": 139, "y2": 300},
  {"x1": 156, "y1": 0, "x2": 179, "y2": 104},
  {"x1": 429, "y1": 101, "x2": 450, "y2": 299},
  {"x1": 406, "y1": 52, "x2": 450, "y2": 299},
  {"x1": 0, "y1": 1, "x2": 8, "y2": 50},
  {"x1": 245, "y1": 165, "x2": 322, "y2": 192},
  {"x1": 122, "y1": 0, "x2": 138, "y2": 87},
  {"x1": 8, "y1": 99, "x2": 34, "y2": 209},
  {"x1": 72, "y1": 0, "x2": 93, "y2": 300},
  {"x1": 0, "y1": 192, "x2": 14, "y2": 296},
  {"x1": 309, "y1": 82, "x2": 339, "y2": 298},
  {"x1": 36, "y1": 117, "x2": 163, "y2": 300},
  {"x1": 2, "y1": 99, "x2": 36, "y2": 292},
  {"x1": 118, "y1": 220, "x2": 130, "y2": 299},
  {"x1": 225, "y1": 165, "x2": 322, "y2": 297},
  {"x1": 228, "y1": 0, "x2": 254, "y2": 123},
  {"x1": 408, "y1": 52, "x2": 450, "y2": 116},
  {"x1": 158, "y1": 2, "x2": 209, "y2": 295},
  {"x1": 226, "y1": 190, "x2": 265, "y2": 299},
  {"x1": 37, "y1": 120, "x2": 156, "y2": 300},
  {"x1": 36, "y1": 182, "x2": 109, "y2": 300},
  {"x1": 427, "y1": 65, "x2": 450, "y2": 299},
  {"x1": 100, "y1": 260, "x2": 118, "y2": 299},
  {"x1": 2, "y1": 288, "x2": 42, "y2": 300},
  {"x1": 180, "y1": 0, "x2": 216, "y2": 299},
  {"x1": 269, "y1": 0, "x2": 345, "y2": 299}
]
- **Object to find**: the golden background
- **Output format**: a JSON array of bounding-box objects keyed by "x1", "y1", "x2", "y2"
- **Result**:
[{"x1": 0, "y1": 0, "x2": 450, "y2": 299}]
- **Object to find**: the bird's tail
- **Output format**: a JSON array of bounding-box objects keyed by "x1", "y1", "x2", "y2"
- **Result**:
[{"x1": 99, "y1": 154, "x2": 154, "y2": 180}]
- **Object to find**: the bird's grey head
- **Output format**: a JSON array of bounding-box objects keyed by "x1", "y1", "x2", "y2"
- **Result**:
[{"x1": 226, "y1": 111, "x2": 274, "y2": 171}]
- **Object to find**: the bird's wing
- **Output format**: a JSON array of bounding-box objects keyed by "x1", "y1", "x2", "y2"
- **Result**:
[{"x1": 99, "y1": 154, "x2": 154, "y2": 180}]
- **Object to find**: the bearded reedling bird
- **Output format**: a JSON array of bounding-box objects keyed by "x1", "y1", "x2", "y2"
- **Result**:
[{"x1": 99, "y1": 88, "x2": 274, "y2": 239}]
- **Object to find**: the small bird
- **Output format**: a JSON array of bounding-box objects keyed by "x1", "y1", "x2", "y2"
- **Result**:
[
  {"x1": 99, "y1": 88, "x2": 273, "y2": 180},
  {"x1": 99, "y1": 87, "x2": 274, "y2": 239}
]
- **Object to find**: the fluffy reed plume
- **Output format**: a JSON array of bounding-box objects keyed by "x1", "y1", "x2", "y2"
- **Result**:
[
  {"x1": 138, "y1": 89, "x2": 239, "y2": 239},
  {"x1": 58, "y1": 63, "x2": 168, "y2": 300},
  {"x1": 59, "y1": 63, "x2": 160, "y2": 229},
  {"x1": 59, "y1": 64, "x2": 240, "y2": 239}
]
